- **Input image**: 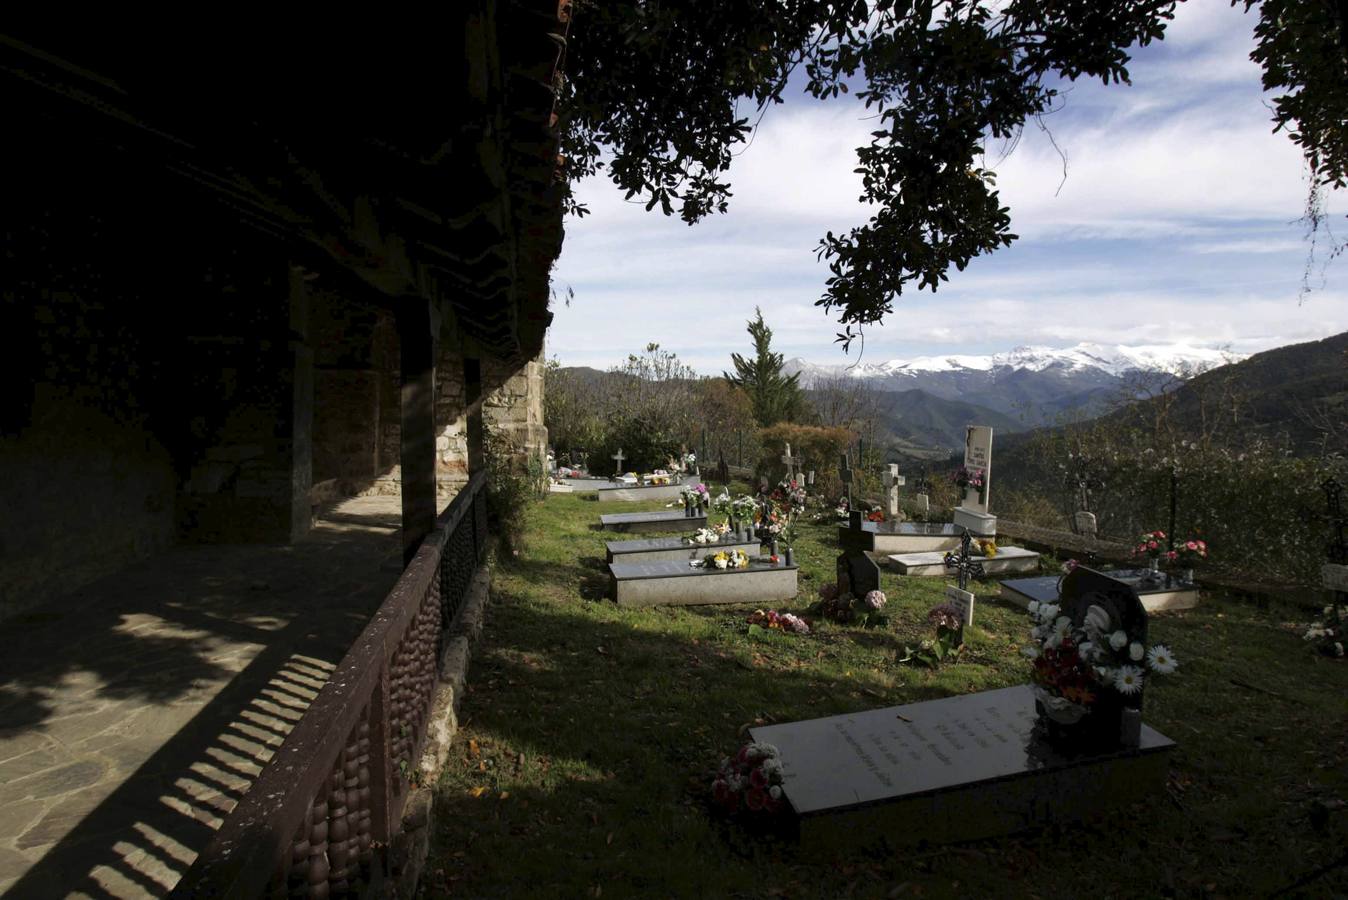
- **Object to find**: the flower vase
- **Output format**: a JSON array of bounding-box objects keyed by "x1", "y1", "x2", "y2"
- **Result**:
[{"x1": 1181, "y1": 567, "x2": 1194, "y2": 584}]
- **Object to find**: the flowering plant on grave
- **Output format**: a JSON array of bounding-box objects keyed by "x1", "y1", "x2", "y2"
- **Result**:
[
  {"x1": 952, "y1": 466, "x2": 985, "y2": 491},
  {"x1": 810, "y1": 583, "x2": 887, "y2": 629},
  {"x1": 680, "y1": 482, "x2": 709, "y2": 505},
  {"x1": 683, "y1": 452, "x2": 697, "y2": 470},
  {"x1": 1061, "y1": 558, "x2": 1079, "y2": 574},
  {"x1": 769, "y1": 479, "x2": 807, "y2": 517},
  {"x1": 731, "y1": 494, "x2": 759, "y2": 522},
  {"x1": 1132, "y1": 530, "x2": 1167, "y2": 561},
  {"x1": 689, "y1": 527, "x2": 720, "y2": 545},
  {"x1": 900, "y1": 602, "x2": 966, "y2": 668},
  {"x1": 712, "y1": 521, "x2": 730, "y2": 536},
  {"x1": 758, "y1": 507, "x2": 785, "y2": 538},
  {"x1": 978, "y1": 539, "x2": 998, "y2": 558},
  {"x1": 1303, "y1": 603, "x2": 1345, "y2": 658},
  {"x1": 1023, "y1": 598, "x2": 1178, "y2": 719},
  {"x1": 691, "y1": 548, "x2": 751, "y2": 570},
  {"x1": 1170, "y1": 537, "x2": 1208, "y2": 567},
  {"x1": 866, "y1": 507, "x2": 885, "y2": 523},
  {"x1": 711, "y1": 742, "x2": 787, "y2": 817},
  {"x1": 746, "y1": 608, "x2": 811, "y2": 636}
]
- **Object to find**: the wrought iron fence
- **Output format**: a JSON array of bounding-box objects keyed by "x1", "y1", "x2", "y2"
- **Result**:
[{"x1": 171, "y1": 470, "x2": 488, "y2": 898}]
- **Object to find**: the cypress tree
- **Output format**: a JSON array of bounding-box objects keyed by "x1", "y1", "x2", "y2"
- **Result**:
[{"x1": 723, "y1": 308, "x2": 804, "y2": 426}]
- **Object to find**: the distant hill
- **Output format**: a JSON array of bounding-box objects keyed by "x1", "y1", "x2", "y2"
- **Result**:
[
  {"x1": 998, "y1": 330, "x2": 1348, "y2": 463},
  {"x1": 855, "y1": 388, "x2": 1027, "y2": 454}
]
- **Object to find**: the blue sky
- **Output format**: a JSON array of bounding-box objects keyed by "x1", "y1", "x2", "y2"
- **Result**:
[{"x1": 548, "y1": 0, "x2": 1346, "y2": 374}]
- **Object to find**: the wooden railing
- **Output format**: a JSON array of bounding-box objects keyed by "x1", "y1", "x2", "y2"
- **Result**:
[{"x1": 171, "y1": 471, "x2": 489, "y2": 898}]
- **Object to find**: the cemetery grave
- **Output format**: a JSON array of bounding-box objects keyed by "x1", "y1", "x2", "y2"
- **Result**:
[
  {"x1": 599, "y1": 509, "x2": 708, "y2": 532},
  {"x1": 424, "y1": 485, "x2": 1348, "y2": 898},
  {"x1": 605, "y1": 533, "x2": 761, "y2": 564},
  {"x1": 609, "y1": 556, "x2": 800, "y2": 608},
  {"x1": 1000, "y1": 568, "x2": 1200, "y2": 613}
]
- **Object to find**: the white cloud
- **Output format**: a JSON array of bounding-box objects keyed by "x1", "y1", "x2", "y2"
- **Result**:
[{"x1": 548, "y1": 0, "x2": 1345, "y2": 374}]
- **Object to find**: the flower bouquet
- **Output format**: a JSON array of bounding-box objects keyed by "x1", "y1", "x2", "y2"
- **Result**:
[
  {"x1": 977, "y1": 539, "x2": 998, "y2": 558},
  {"x1": 746, "y1": 608, "x2": 811, "y2": 637},
  {"x1": 866, "y1": 507, "x2": 885, "y2": 523},
  {"x1": 683, "y1": 452, "x2": 698, "y2": 471},
  {"x1": 1167, "y1": 538, "x2": 1207, "y2": 581},
  {"x1": 952, "y1": 466, "x2": 985, "y2": 501},
  {"x1": 1024, "y1": 596, "x2": 1177, "y2": 747},
  {"x1": 711, "y1": 742, "x2": 787, "y2": 818},
  {"x1": 679, "y1": 482, "x2": 709, "y2": 506},
  {"x1": 811, "y1": 583, "x2": 887, "y2": 628},
  {"x1": 900, "y1": 602, "x2": 965, "y2": 667},
  {"x1": 688, "y1": 527, "x2": 720, "y2": 545},
  {"x1": 692, "y1": 548, "x2": 751, "y2": 570},
  {"x1": 1304, "y1": 601, "x2": 1345, "y2": 657},
  {"x1": 1133, "y1": 530, "x2": 1167, "y2": 560}
]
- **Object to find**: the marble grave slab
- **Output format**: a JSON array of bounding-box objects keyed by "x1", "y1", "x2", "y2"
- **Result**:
[
  {"x1": 600, "y1": 510, "x2": 708, "y2": 533},
  {"x1": 889, "y1": 545, "x2": 1041, "y2": 577},
  {"x1": 1000, "y1": 569, "x2": 1199, "y2": 613},
  {"x1": 609, "y1": 558, "x2": 799, "y2": 608},
  {"x1": 606, "y1": 535, "x2": 760, "y2": 564}
]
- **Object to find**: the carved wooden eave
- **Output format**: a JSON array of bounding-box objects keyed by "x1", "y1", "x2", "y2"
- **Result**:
[{"x1": 0, "y1": 3, "x2": 567, "y2": 366}]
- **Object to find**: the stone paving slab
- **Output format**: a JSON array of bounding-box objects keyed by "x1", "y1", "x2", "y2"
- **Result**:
[{"x1": 0, "y1": 495, "x2": 413, "y2": 898}]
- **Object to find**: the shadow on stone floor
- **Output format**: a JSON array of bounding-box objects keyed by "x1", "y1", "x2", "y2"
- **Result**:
[{"x1": 0, "y1": 496, "x2": 407, "y2": 897}]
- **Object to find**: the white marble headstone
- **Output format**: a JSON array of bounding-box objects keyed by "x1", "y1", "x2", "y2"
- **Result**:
[
  {"x1": 945, "y1": 584, "x2": 975, "y2": 627},
  {"x1": 962, "y1": 426, "x2": 993, "y2": 514},
  {"x1": 1074, "y1": 510, "x2": 1098, "y2": 538}
]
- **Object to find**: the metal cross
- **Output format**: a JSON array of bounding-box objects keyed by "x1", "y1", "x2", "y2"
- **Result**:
[
  {"x1": 716, "y1": 450, "x2": 731, "y2": 488},
  {"x1": 612, "y1": 447, "x2": 625, "y2": 475},
  {"x1": 943, "y1": 529, "x2": 986, "y2": 592},
  {"x1": 1325, "y1": 477, "x2": 1347, "y2": 565},
  {"x1": 838, "y1": 452, "x2": 853, "y2": 508}
]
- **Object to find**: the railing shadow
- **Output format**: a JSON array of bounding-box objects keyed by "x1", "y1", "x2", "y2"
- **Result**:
[{"x1": 0, "y1": 498, "x2": 403, "y2": 897}]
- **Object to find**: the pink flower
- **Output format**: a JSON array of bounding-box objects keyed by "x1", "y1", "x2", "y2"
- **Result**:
[
  {"x1": 1147, "y1": 541, "x2": 1158, "y2": 550},
  {"x1": 1164, "y1": 551, "x2": 1177, "y2": 562},
  {"x1": 1156, "y1": 531, "x2": 1166, "y2": 539},
  {"x1": 749, "y1": 768, "x2": 767, "y2": 789},
  {"x1": 1186, "y1": 541, "x2": 1197, "y2": 551}
]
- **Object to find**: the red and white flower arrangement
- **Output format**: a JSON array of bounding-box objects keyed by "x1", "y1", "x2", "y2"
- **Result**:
[
  {"x1": 1024, "y1": 598, "x2": 1178, "y2": 721},
  {"x1": 712, "y1": 742, "x2": 787, "y2": 816},
  {"x1": 1132, "y1": 530, "x2": 1167, "y2": 561},
  {"x1": 1169, "y1": 537, "x2": 1208, "y2": 567},
  {"x1": 746, "y1": 608, "x2": 811, "y2": 635}
]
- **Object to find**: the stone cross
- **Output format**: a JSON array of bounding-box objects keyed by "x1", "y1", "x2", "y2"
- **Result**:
[
  {"x1": 882, "y1": 464, "x2": 905, "y2": 519},
  {"x1": 838, "y1": 453, "x2": 853, "y2": 508},
  {"x1": 960, "y1": 425, "x2": 994, "y2": 514},
  {"x1": 612, "y1": 447, "x2": 625, "y2": 475},
  {"x1": 943, "y1": 529, "x2": 985, "y2": 592},
  {"x1": 781, "y1": 443, "x2": 801, "y2": 482}
]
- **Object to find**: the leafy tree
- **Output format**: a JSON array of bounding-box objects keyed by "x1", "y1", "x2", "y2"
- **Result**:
[
  {"x1": 724, "y1": 308, "x2": 804, "y2": 426},
  {"x1": 561, "y1": 1, "x2": 1348, "y2": 342}
]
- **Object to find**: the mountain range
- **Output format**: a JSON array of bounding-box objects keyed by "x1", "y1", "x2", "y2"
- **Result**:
[{"x1": 786, "y1": 342, "x2": 1243, "y2": 438}]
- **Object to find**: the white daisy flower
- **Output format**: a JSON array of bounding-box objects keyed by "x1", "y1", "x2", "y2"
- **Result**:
[
  {"x1": 1114, "y1": 665, "x2": 1144, "y2": 694},
  {"x1": 1146, "y1": 645, "x2": 1178, "y2": 674},
  {"x1": 1109, "y1": 630, "x2": 1128, "y2": 650},
  {"x1": 1028, "y1": 600, "x2": 1040, "y2": 615},
  {"x1": 1129, "y1": 642, "x2": 1145, "y2": 662}
]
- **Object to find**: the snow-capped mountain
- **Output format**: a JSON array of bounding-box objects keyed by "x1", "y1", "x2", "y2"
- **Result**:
[{"x1": 787, "y1": 342, "x2": 1243, "y2": 424}]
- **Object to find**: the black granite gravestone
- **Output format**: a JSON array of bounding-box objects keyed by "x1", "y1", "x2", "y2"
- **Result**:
[{"x1": 837, "y1": 550, "x2": 880, "y2": 599}]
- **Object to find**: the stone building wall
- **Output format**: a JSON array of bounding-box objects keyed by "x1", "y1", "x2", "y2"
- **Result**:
[
  {"x1": 483, "y1": 353, "x2": 548, "y2": 475},
  {"x1": 434, "y1": 344, "x2": 471, "y2": 497}
]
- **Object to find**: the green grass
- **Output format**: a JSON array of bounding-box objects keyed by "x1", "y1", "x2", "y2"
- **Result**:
[{"x1": 424, "y1": 489, "x2": 1348, "y2": 899}]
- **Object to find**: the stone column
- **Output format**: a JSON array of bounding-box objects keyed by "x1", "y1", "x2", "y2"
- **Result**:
[
  {"x1": 464, "y1": 357, "x2": 484, "y2": 475},
  {"x1": 286, "y1": 265, "x2": 315, "y2": 542},
  {"x1": 398, "y1": 299, "x2": 438, "y2": 565}
]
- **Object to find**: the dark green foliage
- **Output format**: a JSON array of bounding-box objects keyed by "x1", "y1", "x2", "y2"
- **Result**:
[
  {"x1": 724, "y1": 308, "x2": 804, "y2": 426},
  {"x1": 594, "y1": 412, "x2": 684, "y2": 475},
  {"x1": 484, "y1": 426, "x2": 540, "y2": 558}
]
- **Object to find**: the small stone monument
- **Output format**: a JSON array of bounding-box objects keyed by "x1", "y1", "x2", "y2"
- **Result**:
[
  {"x1": 612, "y1": 447, "x2": 626, "y2": 477},
  {"x1": 837, "y1": 550, "x2": 880, "y2": 600},
  {"x1": 882, "y1": 464, "x2": 905, "y2": 520},
  {"x1": 1074, "y1": 510, "x2": 1098, "y2": 539},
  {"x1": 781, "y1": 443, "x2": 801, "y2": 482}
]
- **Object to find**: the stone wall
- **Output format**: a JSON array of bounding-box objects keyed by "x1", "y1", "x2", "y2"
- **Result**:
[
  {"x1": 483, "y1": 353, "x2": 548, "y2": 475},
  {"x1": 434, "y1": 344, "x2": 472, "y2": 497}
]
